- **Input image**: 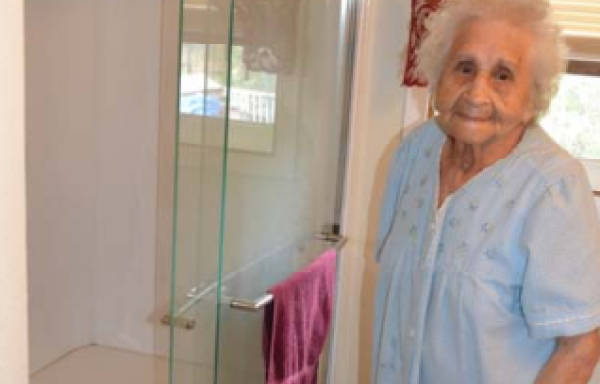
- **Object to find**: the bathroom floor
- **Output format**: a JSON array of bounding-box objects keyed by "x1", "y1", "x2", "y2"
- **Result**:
[
  {"x1": 31, "y1": 345, "x2": 172, "y2": 384},
  {"x1": 30, "y1": 343, "x2": 324, "y2": 384},
  {"x1": 30, "y1": 345, "x2": 228, "y2": 384}
]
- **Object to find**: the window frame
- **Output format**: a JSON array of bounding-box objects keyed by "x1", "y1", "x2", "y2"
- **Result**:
[{"x1": 557, "y1": 59, "x2": 600, "y2": 196}]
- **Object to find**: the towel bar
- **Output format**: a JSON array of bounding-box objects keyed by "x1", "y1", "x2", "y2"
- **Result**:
[
  {"x1": 228, "y1": 233, "x2": 347, "y2": 313},
  {"x1": 164, "y1": 233, "x2": 348, "y2": 326},
  {"x1": 230, "y1": 294, "x2": 275, "y2": 312}
]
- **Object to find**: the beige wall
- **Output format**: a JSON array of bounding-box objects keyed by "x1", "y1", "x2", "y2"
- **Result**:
[{"x1": 0, "y1": 1, "x2": 28, "y2": 383}]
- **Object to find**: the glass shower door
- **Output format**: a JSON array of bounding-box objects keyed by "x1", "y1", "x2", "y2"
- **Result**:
[
  {"x1": 166, "y1": 0, "x2": 234, "y2": 382},
  {"x1": 168, "y1": 0, "x2": 355, "y2": 380}
]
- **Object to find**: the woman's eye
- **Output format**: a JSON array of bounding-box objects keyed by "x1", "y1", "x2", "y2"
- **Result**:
[
  {"x1": 456, "y1": 62, "x2": 475, "y2": 75},
  {"x1": 495, "y1": 70, "x2": 513, "y2": 82}
]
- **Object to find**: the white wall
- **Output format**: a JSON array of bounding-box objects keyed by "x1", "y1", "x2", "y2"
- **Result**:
[
  {"x1": 0, "y1": 1, "x2": 28, "y2": 383},
  {"x1": 26, "y1": 0, "x2": 97, "y2": 371},
  {"x1": 26, "y1": 0, "x2": 163, "y2": 372},
  {"x1": 331, "y1": 0, "x2": 428, "y2": 380},
  {"x1": 91, "y1": 0, "x2": 162, "y2": 354}
]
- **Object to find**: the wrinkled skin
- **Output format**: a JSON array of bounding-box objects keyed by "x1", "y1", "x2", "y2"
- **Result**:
[
  {"x1": 434, "y1": 19, "x2": 600, "y2": 384},
  {"x1": 434, "y1": 18, "x2": 536, "y2": 158}
]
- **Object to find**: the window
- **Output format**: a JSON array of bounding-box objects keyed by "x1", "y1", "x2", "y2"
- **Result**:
[
  {"x1": 550, "y1": 0, "x2": 600, "y2": 40},
  {"x1": 539, "y1": 1, "x2": 600, "y2": 194},
  {"x1": 540, "y1": 62, "x2": 600, "y2": 161},
  {"x1": 540, "y1": 61, "x2": 600, "y2": 193}
]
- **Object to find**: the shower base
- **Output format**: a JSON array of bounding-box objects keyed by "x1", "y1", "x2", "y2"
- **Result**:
[
  {"x1": 31, "y1": 345, "x2": 171, "y2": 384},
  {"x1": 30, "y1": 344, "x2": 322, "y2": 384}
]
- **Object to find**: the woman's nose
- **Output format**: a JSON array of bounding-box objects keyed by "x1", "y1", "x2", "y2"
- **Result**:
[{"x1": 464, "y1": 75, "x2": 492, "y2": 106}]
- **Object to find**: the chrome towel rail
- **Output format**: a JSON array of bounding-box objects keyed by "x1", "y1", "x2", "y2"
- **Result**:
[
  {"x1": 164, "y1": 233, "x2": 347, "y2": 327},
  {"x1": 230, "y1": 293, "x2": 275, "y2": 312},
  {"x1": 228, "y1": 233, "x2": 347, "y2": 313}
]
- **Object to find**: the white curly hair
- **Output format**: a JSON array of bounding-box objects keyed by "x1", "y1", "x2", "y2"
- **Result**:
[{"x1": 416, "y1": 0, "x2": 567, "y2": 117}]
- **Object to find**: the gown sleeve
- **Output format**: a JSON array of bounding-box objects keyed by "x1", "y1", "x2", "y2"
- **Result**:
[{"x1": 520, "y1": 165, "x2": 600, "y2": 339}]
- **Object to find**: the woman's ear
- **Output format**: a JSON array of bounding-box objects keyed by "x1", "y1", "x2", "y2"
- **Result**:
[
  {"x1": 427, "y1": 92, "x2": 436, "y2": 118},
  {"x1": 524, "y1": 92, "x2": 537, "y2": 125},
  {"x1": 427, "y1": 93, "x2": 435, "y2": 119}
]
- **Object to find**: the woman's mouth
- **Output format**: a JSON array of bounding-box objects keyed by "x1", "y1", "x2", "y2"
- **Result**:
[{"x1": 454, "y1": 110, "x2": 492, "y2": 122}]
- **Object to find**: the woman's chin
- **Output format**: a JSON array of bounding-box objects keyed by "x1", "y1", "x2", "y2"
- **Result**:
[
  {"x1": 442, "y1": 120, "x2": 527, "y2": 152},
  {"x1": 439, "y1": 118, "x2": 496, "y2": 145}
]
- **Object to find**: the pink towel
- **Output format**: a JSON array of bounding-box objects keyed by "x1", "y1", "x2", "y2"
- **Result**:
[{"x1": 262, "y1": 249, "x2": 337, "y2": 384}]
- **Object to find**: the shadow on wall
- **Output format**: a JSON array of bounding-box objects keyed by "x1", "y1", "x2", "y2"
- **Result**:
[{"x1": 358, "y1": 117, "x2": 428, "y2": 384}]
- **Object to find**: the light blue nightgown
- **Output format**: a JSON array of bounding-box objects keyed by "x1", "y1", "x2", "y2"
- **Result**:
[{"x1": 373, "y1": 119, "x2": 600, "y2": 384}]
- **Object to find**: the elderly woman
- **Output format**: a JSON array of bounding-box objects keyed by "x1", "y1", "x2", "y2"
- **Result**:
[{"x1": 373, "y1": 0, "x2": 600, "y2": 383}]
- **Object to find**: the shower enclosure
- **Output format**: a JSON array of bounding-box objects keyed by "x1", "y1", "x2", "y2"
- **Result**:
[
  {"x1": 25, "y1": 0, "x2": 356, "y2": 382},
  {"x1": 166, "y1": 0, "x2": 356, "y2": 381}
]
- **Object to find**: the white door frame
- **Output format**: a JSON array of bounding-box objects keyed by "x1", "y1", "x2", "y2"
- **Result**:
[{"x1": 0, "y1": 1, "x2": 28, "y2": 383}]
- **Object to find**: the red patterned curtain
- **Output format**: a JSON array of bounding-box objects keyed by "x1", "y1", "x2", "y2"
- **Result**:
[{"x1": 403, "y1": 0, "x2": 445, "y2": 87}]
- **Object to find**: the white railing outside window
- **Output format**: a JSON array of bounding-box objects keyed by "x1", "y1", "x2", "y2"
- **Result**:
[{"x1": 230, "y1": 88, "x2": 276, "y2": 124}]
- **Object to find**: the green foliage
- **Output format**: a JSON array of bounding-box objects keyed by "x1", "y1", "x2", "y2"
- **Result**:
[
  {"x1": 181, "y1": 43, "x2": 277, "y2": 92},
  {"x1": 230, "y1": 46, "x2": 277, "y2": 92},
  {"x1": 541, "y1": 74, "x2": 600, "y2": 160}
]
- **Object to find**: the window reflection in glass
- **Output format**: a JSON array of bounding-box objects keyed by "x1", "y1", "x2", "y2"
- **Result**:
[{"x1": 179, "y1": 43, "x2": 277, "y2": 125}]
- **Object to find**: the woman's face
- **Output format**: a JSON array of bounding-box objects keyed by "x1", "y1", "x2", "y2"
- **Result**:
[{"x1": 434, "y1": 18, "x2": 536, "y2": 150}]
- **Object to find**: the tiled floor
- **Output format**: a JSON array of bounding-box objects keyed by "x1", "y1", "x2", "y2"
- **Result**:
[{"x1": 31, "y1": 345, "x2": 171, "y2": 384}]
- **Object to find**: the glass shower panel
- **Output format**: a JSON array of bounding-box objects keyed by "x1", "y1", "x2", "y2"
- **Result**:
[
  {"x1": 168, "y1": 0, "x2": 234, "y2": 382},
  {"x1": 169, "y1": 0, "x2": 353, "y2": 380},
  {"x1": 214, "y1": 0, "x2": 351, "y2": 381}
]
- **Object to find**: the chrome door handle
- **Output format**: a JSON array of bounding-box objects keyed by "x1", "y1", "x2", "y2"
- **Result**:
[{"x1": 230, "y1": 294, "x2": 274, "y2": 312}]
